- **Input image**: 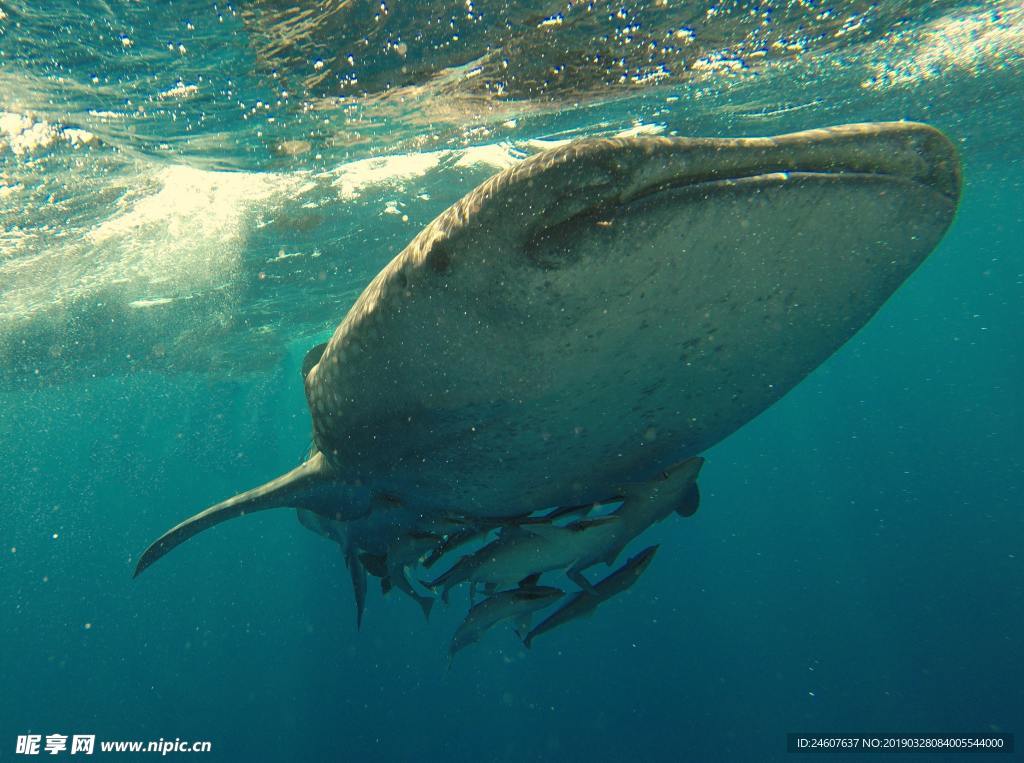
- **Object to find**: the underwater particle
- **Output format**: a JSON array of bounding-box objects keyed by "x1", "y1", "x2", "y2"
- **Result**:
[
  {"x1": 9, "y1": 547, "x2": 15, "y2": 554},
  {"x1": 51, "y1": 533, "x2": 58, "y2": 540},
  {"x1": 84, "y1": 623, "x2": 92, "y2": 630}
]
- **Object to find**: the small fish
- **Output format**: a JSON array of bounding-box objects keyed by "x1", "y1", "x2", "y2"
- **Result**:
[
  {"x1": 449, "y1": 585, "x2": 564, "y2": 664},
  {"x1": 424, "y1": 516, "x2": 622, "y2": 600},
  {"x1": 523, "y1": 545, "x2": 658, "y2": 648}
]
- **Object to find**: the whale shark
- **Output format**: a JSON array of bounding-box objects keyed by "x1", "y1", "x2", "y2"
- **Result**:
[{"x1": 134, "y1": 122, "x2": 960, "y2": 597}]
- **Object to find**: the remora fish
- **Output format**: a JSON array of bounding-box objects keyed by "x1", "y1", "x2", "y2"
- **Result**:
[
  {"x1": 523, "y1": 545, "x2": 659, "y2": 648},
  {"x1": 449, "y1": 585, "x2": 564, "y2": 663},
  {"x1": 134, "y1": 123, "x2": 960, "y2": 579},
  {"x1": 424, "y1": 516, "x2": 623, "y2": 599}
]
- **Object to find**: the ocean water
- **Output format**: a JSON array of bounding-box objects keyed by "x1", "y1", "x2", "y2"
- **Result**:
[{"x1": 1, "y1": 1, "x2": 1022, "y2": 761}]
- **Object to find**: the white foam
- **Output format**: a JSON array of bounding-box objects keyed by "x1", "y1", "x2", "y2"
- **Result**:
[
  {"x1": 0, "y1": 112, "x2": 59, "y2": 155},
  {"x1": 330, "y1": 152, "x2": 445, "y2": 200},
  {"x1": 0, "y1": 161, "x2": 308, "y2": 327},
  {"x1": 861, "y1": 1, "x2": 1024, "y2": 91},
  {"x1": 0, "y1": 111, "x2": 97, "y2": 155}
]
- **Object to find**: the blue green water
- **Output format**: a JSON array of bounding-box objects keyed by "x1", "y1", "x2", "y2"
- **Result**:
[{"x1": 1, "y1": 1, "x2": 1022, "y2": 760}]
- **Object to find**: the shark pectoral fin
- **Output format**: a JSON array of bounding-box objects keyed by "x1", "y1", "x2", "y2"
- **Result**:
[
  {"x1": 676, "y1": 481, "x2": 700, "y2": 517},
  {"x1": 134, "y1": 452, "x2": 341, "y2": 577},
  {"x1": 344, "y1": 546, "x2": 368, "y2": 630},
  {"x1": 301, "y1": 341, "x2": 329, "y2": 381}
]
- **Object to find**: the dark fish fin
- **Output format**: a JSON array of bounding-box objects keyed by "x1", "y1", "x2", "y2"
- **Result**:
[
  {"x1": 423, "y1": 526, "x2": 486, "y2": 568},
  {"x1": 625, "y1": 544, "x2": 660, "y2": 571},
  {"x1": 676, "y1": 482, "x2": 700, "y2": 517},
  {"x1": 513, "y1": 613, "x2": 533, "y2": 640},
  {"x1": 518, "y1": 573, "x2": 542, "y2": 589},
  {"x1": 568, "y1": 515, "x2": 620, "y2": 532},
  {"x1": 135, "y1": 452, "x2": 343, "y2": 577},
  {"x1": 359, "y1": 552, "x2": 389, "y2": 579},
  {"x1": 417, "y1": 594, "x2": 434, "y2": 621},
  {"x1": 601, "y1": 543, "x2": 622, "y2": 567},
  {"x1": 301, "y1": 341, "x2": 329, "y2": 380},
  {"x1": 421, "y1": 553, "x2": 470, "y2": 595},
  {"x1": 543, "y1": 503, "x2": 594, "y2": 522},
  {"x1": 381, "y1": 577, "x2": 393, "y2": 594},
  {"x1": 520, "y1": 523, "x2": 564, "y2": 540},
  {"x1": 567, "y1": 565, "x2": 599, "y2": 595},
  {"x1": 344, "y1": 547, "x2": 367, "y2": 630},
  {"x1": 408, "y1": 529, "x2": 443, "y2": 542}
]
